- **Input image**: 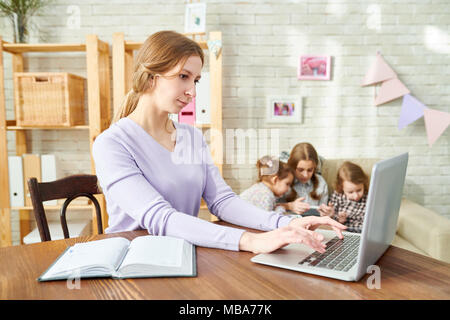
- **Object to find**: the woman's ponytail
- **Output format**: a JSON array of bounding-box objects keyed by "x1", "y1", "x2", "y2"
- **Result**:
[{"x1": 112, "y1": 89, "x2": 140, "y2": 124}]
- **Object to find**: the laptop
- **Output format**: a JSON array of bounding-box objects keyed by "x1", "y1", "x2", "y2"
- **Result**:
[{"x1": 251, "y1": 153, "x2": 409, "y2": 282}]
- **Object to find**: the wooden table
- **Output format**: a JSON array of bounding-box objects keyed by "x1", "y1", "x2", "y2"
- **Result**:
[{"x1": 1, "y1": 224, "x2": 449, "y2": 300}]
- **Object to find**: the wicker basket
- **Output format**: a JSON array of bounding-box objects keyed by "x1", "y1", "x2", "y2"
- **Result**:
[{"x1": 14, "y1": 72, "x2": 86, "y2": 127}]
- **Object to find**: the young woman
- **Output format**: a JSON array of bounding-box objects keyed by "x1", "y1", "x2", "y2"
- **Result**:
[
  {"x1": 278, "y1": 142, "x2": 329, "y2": 215},
  {"x1": 92, "y1": 30, "x2": 346, "y2": 254}
]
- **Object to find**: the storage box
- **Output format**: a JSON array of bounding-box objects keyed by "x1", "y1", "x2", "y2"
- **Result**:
[
  {"x1": 14, "y1": 72, "x2": 86, "y2": 127},
  {"x1": 179, "y1": 99, "x2": 196, "y2": 125}
]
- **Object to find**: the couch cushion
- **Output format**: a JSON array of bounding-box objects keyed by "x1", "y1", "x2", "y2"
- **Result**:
[
  {"x1": 397, "y1": 198, "x2": 450, "y2": 263},
  {"x1": 391, "y1": 234, "x2": 430, "y2": 257}
]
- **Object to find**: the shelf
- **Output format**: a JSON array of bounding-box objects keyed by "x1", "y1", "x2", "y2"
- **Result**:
[
  {"x1": 12, "y1": 205, "x2": 94, "y2": 211},
  {"x1": 2, "y1": 42, "x2": 87, "y2": 53},
  {"x1": 0, "y1": 34, "x2": 111, "y2": 247},
  {"x1": 6, "y1": 120, "x2": 90, "y2": 130},
  {"x1": 7, "y1": 125, "x2": 90, "y2": 130},
  {"x1": 124, "y1": 40, "x2": 208, "y2": 51},
  {"x1": 124, "y1": 33, "x2": 208, "y2": 51},
  {"x1": 1, "y1": 41, "x2": 109, "y2": 54},
  {"x1": 7, "y1": 122, "x2": 206, "y2": 130}
]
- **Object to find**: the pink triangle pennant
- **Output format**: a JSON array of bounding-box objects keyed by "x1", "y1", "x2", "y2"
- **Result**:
[
  {"x1": 374, "y1": 78, "x2": 410, "y2": 106},
  {"x1": 361, "y1": 53, "x2": 397, "y2": 87},
  {"x1": 424, "y1": 109, "x2": 450, "y2": 147}
]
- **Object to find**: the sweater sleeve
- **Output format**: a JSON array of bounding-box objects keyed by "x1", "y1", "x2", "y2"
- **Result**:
[
  {"x1": 201, "y1": 140, "x2": 294, "y2": 231},
  {"x1": 93, "y1": 135, "x2": 245, "y2": 251}
]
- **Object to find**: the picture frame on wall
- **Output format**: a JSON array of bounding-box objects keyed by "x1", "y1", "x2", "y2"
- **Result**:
[
  {"x1": 298, "y1": 55, "x2": 331, "y2": 80},
  {"x1": 266, "y1": 96, "x2": 302, "y2": 124},
  {"x1": 184, "y1": 2, "x2": 206, "y2": 33}
]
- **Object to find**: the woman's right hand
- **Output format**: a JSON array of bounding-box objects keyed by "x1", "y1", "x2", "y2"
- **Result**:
[
  {"x1": 239, "y1": 226, "x2": 327, "y2": 255},
  {"x1": 288, "y1": 197, "x2": 310, "y2": 214}
]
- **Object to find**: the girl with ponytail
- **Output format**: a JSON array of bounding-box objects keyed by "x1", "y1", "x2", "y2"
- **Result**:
[
  {"x1": 93, "y1": 31, "x2": 345, "y2": 254},
  {"x1": 240, "y1": 156, "x2": 294, "y2": 214}
]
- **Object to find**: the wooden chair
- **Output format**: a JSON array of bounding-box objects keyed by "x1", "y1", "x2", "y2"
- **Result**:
[{"x1": 27, "y1": 174, "x2": 103, "y2": 242}]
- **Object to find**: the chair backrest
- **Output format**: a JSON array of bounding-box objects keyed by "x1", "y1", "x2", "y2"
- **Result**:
[{"x1": 27, "y1": 174, "x2": 103, "y2": 242}]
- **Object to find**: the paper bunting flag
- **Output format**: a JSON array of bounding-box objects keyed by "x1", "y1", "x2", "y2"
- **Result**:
[
  {"x1": 207, "y1": 40, "x2": 222, "y2": 58},
  {"x1": 361, "y1": 52, "x2": 397, "y2": 86},
  {"x1": 362, "y1": 52, "x2": 450, "y2": 146},
  {"x1": 424, "y1": 109, "x2": 450, "y2": 146},
  {"x1": 374, "y1": 78, "x2": 410, "y2": 106},
  {"x1": 398, "y1": 94, "x2": 427, "y2": 130}
]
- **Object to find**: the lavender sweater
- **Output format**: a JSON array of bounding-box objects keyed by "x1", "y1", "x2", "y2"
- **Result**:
[{"x1": 92, "y1": 117, "x2": 294, "y2": 251}]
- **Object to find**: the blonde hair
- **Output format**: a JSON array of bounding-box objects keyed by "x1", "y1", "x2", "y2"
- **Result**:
[
  {"x1": 112, "y1": 30, "x2": 204, "y2": 124},
  {"x1": 287, "y1": 142, "x2": 321, "y2": 200},
  {"x1": 335, "y1": 161, "x2": 369, "y2": 195},
  {"x1": 256, "y1": 156, "x2": 293, "y2": 184}
]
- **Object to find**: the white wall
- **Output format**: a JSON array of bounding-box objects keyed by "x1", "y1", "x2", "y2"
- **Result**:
[{"x1": 1, "y1": 0, "x2": 449, "y2": 244}]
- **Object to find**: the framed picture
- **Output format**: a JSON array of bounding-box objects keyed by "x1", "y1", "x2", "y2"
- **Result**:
[
  {"x1": 266, "y1": 96, "x2": 302, "y2": 124},
  {"x1": 298, "y1": 55, "x2": 331, "y2": 80},
  {"x1": 184, "y1": 2, "x2": 206, "y2": 33}
]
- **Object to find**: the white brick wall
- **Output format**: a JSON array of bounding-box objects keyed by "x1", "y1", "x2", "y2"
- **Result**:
[{"x1": 1, "y1": 0, "x2": 449, "y2": 244}]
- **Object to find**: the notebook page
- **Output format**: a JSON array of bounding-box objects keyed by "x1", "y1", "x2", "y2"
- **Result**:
[
  {"x1": 42, "y1": 237, "x2": 130, "y2": 278},
  {"x1": 119, "y1": 235, "x2": 184, "y2": 269}
]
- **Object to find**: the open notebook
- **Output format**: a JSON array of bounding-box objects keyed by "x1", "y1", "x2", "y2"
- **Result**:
[{"x1": 38, "y1": 235, "x2": 196, "y2": 281}]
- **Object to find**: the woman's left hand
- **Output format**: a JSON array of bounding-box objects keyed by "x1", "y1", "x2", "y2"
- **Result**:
[{"x1": 288, "y1": 215, "x2": 347, "y2": 240}]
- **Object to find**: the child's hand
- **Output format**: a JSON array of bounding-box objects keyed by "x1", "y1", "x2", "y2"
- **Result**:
[
  {"x1": 289, "y1": 197, "x2": 310, "y2": 214},
  {"x1": 338, "y1": 211, "x2": 348, "y2": 224},
  {"x1": 318, "y1": 202, "x2": 334, "y2": 217}
]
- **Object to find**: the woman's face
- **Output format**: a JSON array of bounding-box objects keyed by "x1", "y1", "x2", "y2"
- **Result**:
[
  {"x1": 151, "y1": 55, "x2": 203, "y2": 114},
  {"x1": 295, "y1": 160, "x2": 316, "y2": 184}
]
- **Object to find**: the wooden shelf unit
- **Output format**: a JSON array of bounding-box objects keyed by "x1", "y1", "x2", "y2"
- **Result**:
[
  {"x1": 112, "y1": 31, "x2": 222, "y2": 221},
  {"x1": 0, "y1": 35, "x2": 111, "y2": 247}
]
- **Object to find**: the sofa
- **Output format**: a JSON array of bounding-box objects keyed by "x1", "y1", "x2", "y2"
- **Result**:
[{"x1": 319, "y1": 158, "x2": 450, "y2": 263}]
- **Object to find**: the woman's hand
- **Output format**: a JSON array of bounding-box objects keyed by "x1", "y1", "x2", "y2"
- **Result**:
[
  {"x1": 239, "y1": 216, "x2": 347, "y2": 254},
  {"x1": 318, "y1": 202, "x2": 335, "y2": 218},
  {"x1": 239, "y1": 226, "x2": 326, "y2": 254},
  {"x1": 288, "y1": 197, "x2": 310, "y2": 214},
  {"x1": 289, "y1": 216, "x2": 347, "y2": 240}
]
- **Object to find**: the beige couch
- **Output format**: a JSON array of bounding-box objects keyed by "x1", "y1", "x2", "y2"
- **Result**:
[{"x1": 320, "y1": 158, "x2": 450, "y2": 263}]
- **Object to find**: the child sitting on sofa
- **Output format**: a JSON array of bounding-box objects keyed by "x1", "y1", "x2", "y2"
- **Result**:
[
  {"x1": 240, "y1": 156, "x2": 294, "y2": 214},
  {"x1": 320, "y1": 161, "x2": 369, "y2": 233}
]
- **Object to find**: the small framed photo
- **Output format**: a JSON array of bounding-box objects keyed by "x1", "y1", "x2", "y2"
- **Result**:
[
  {"x1": 298, "y1": 55, "x2": 331, "y2": 80},
  {"x1": 184, "y1": 2, "x2": 206, "y2": 33},
  {"x1": 266, "y1": 96, "x2": 302, "y2": 124}
]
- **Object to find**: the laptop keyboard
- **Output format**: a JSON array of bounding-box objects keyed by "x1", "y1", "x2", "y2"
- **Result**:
[{"x1": 298, "y1": 234, "x2": 360, "y2": 272}]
